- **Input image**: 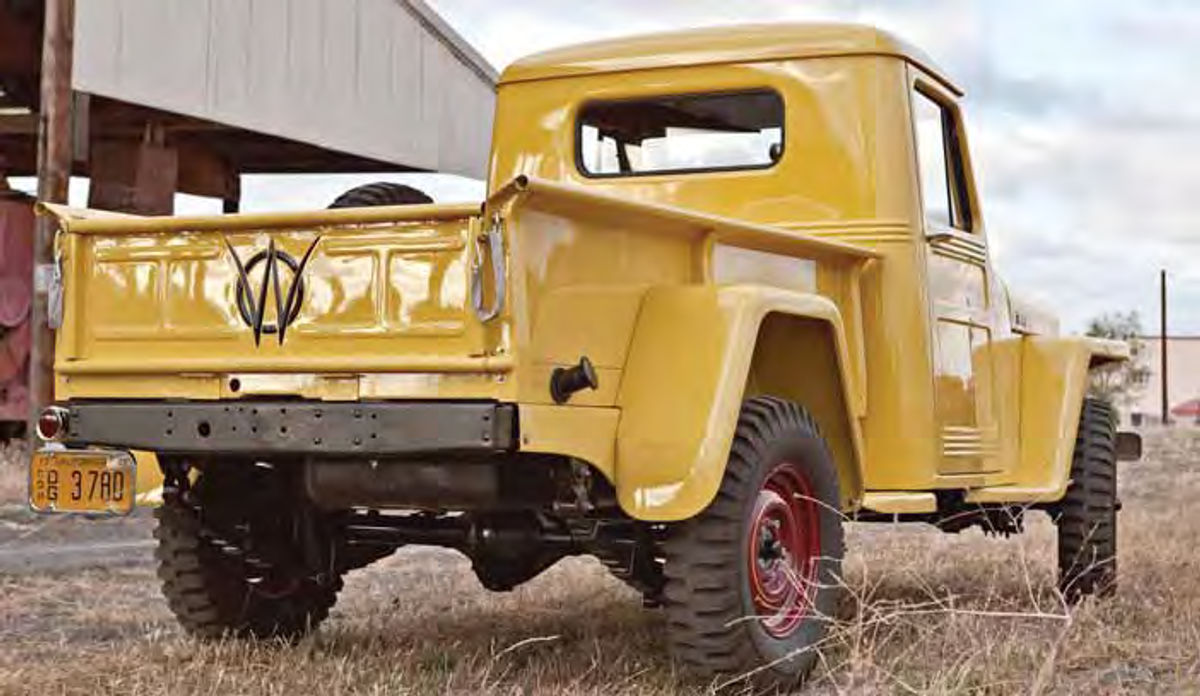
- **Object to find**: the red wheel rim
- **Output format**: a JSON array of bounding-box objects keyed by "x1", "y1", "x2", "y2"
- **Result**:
[
  {"x1": 251, "y1": 575, "x2": 301, "y2": 599},
  {"x1": 748, "y1": 461, "x2": 821, "y2": 638}
]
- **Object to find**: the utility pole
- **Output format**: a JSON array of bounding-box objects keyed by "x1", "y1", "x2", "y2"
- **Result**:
[
  {"x1": 30, "y1": 0, "x2": 76, "y2": 441},
  {"x1": 1160, "y1": 269, "x2": 1169, "y2": 426}
]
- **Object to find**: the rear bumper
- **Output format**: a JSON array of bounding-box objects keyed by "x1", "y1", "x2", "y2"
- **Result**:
[{"x1": 56, "y1": 400, "x2": 517, "y2": 456}]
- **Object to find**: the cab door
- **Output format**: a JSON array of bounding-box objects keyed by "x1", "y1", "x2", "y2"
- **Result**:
[{"x1": 912, "y1": 82, "x2": 1001, "y2": 475}]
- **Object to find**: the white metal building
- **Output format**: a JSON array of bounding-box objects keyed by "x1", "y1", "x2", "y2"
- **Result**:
[{"x1": 72, "y1": 0, "x2": 497, "y2": 180}]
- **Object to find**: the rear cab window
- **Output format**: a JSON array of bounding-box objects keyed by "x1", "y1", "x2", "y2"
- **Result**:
[{"x1": 577, "y1": 90, "x2": 784, "y2": 178}]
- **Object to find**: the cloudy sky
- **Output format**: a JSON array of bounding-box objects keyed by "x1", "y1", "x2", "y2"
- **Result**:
[
  {"x1": 423, "y1": 0, "x2": 1200, "y2": 335},
  {"x1": 14, "y1": 1, "x2": 1198, "y2": 334}
]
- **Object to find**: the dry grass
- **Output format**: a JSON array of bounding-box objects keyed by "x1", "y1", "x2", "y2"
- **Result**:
[
  {"x1": 1, "y1": 430, "x2": 1198, "y2": 695},
  {"x1": 0, "y1": 440, "x2": 26, "y2": 504}
]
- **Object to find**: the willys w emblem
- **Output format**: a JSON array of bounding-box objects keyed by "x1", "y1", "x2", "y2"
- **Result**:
[{"x1": 223, "y1": 236, "x2": 321, "y2": 346}]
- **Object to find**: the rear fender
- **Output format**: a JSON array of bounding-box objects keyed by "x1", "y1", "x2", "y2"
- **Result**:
[{"x1": 614, "y1": 285, "x2": 865, "y2": 521}]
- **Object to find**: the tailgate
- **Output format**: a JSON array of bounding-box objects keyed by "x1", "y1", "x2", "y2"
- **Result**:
[{"x1": 42, "y1": 203, "x2": 506, "y2": 376}]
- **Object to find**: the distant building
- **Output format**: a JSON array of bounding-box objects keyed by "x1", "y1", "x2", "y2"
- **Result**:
[{"x1": 1126, "y1": 336, "x2": 1200, "y2": 427}]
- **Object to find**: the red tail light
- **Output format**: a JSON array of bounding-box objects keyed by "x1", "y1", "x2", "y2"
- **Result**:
[{"x1": 36, "y1": 406, "x2": 68, "y2": 441}]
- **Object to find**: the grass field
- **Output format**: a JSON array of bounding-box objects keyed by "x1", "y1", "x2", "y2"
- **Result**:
[
  {"x1": 1, "y1": 430, "x2": 1198, "y2": 695},
  {"x1": 0, "y1": 438, "x2": 25, "y2": 504}
]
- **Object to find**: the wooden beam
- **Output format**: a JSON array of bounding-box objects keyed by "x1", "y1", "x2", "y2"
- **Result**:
[
  {"x1": 30, "y1": 0, "x2": 74, "y2": 440},
  {"x1": 71, "y1": 90, "x2": 88, "y2": 163},
  {"x1": 0, "y1": 113, "x2": 38, "y2": 135},
  {"x1": 176, "y1": 141, "x2": 239, "y2": 202},
  {"x1": 0, "y1": 3, "x2": 42, "y2": 77},
  {"x1": 0, "y1": 135, "x2": 37, "y2": 174},
  {"x1": 87, "y1": 138, "x2": 178, "y2": 215}
]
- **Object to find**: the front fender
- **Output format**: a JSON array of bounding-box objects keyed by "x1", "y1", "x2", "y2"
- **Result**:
[
  {"x1": 968, "y1": 336, "x2": 1129, "y2": 505},
  {"x1": 614, "y1": 285, "x2": 863, "y2": 521}
]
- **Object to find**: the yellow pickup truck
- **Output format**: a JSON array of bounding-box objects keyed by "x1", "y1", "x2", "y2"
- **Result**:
[{"x1": 31, "y1": 23, "x2": 1139, "y2": 690}]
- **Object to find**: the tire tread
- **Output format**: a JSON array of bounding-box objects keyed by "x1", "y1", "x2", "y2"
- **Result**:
[
  {"x1": 1056, "y1": 398, "x2": 1119, "y2": 601},
  {"x1": 155, "y1": 501, "x2": 341, "y2": 640},
  {"x1": 662, "y1": 396, "x2": 844, "y2": 690}
]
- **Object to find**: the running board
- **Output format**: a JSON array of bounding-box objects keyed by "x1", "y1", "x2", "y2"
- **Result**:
[{"x1": 861, "y1": 491, "x2": 938, "y2": 514}]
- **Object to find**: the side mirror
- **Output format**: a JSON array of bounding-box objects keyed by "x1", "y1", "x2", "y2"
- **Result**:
[{"x1": 768, "y1": 142, "x2": 784, "y2": 163}]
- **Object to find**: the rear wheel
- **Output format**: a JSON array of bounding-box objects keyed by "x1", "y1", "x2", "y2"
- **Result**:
[
  {"x1": 328, "y1": 182, "x2": 433, "y2": 209},
  {"x1": 155, "y1": 466, "x2": 343, "y2": 640},
  {"x1": 662, "y1": 397, "x2": 844, "y2": 691},
  {"x1": 1055, "y1": 398, "x2": 1118, "y2": 602}
]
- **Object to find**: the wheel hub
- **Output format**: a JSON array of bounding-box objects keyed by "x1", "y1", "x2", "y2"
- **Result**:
[{"x1": 748, "y1": 462, "x2": 821, "y2": 639}]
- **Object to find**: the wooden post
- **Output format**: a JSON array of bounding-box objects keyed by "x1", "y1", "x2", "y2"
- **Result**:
[
  {"x1": 1160, "y1": 270, "x2": 1169, "y2": 426},
  {"x1": 29, "y1": 0, "x2": 75, "y2": 440}
]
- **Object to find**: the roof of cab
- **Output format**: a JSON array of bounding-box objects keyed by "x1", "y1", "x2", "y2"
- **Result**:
[{"x1": 500, "y1": 23, "x2": 961, "y2": 95}]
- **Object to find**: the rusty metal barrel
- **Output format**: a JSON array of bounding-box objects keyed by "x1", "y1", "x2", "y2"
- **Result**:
[{"x1": 0, "y1": 188, "x2": 34, "y2": 431}]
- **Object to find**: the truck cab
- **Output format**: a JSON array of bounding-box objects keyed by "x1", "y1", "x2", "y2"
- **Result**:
[{"x1": 32, "y1": 24, "x2": 1132, "y2": 690}]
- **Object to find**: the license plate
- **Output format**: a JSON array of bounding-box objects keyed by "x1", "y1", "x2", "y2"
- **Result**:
[{"x1": 29, "y1": 449, "x2": 136, "y2": 515}]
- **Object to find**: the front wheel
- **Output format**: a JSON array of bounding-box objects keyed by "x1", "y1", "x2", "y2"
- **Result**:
[
  {"x1": 662, "y1": 397, "x2": 844, "y2": 691},
  {"x1": 1055, "y1": 397, "x2": 1118, "y2": 602}
]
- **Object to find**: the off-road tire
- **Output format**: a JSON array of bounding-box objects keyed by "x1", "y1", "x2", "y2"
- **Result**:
[
  {"x1": 154, "y1": 498, "x2": 342, "y2": 640},
  {"x1": 328, "y1": 182, "x2": 433, "y2": 208},
  {"x1": 662, "y1": 397, "x2": 844, "y2": 691},
  {"x1": 1056, "y1": 398, "x2": 1118, "y2": 602}
]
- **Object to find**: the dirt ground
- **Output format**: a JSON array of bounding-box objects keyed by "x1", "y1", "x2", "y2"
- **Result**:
[{"x1": 1, "y1": 431, "x2": 1198, "y2": 695}]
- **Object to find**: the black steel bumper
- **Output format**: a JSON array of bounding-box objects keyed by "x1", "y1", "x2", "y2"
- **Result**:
[{"x1": 59, "y1": 401, "x2": 517, "y2": 456}]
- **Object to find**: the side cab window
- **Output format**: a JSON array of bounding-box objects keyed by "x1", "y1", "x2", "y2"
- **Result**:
[{"x1": 913, "y1": 87, "x2": 973, "y2": 233}]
